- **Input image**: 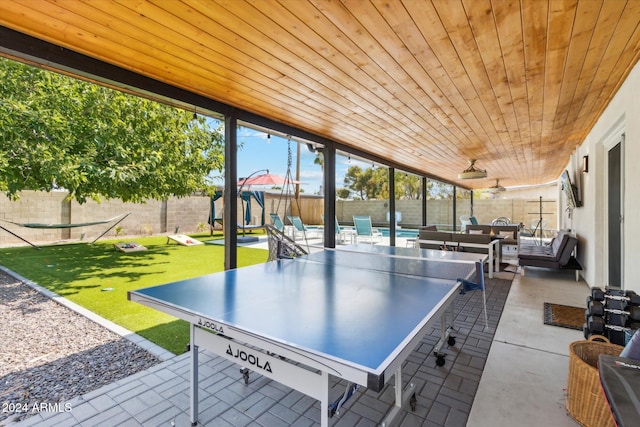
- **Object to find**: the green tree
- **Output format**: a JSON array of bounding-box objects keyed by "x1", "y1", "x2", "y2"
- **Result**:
[
  {"x1": 427, "y1": 180, "x2": 454, "y2": 199},
  {"x1": 344, "y1": 165, "x2": 378, "y2": 199},
  {"x1": 0, "y1": 58, "x2": 224, "y2": 203},
  {"x1": 336, "y1": 188, "x2": 351, "y2": 199},
  {"x1": 392, "y1": 172, "x2": 422, "y2": 200}
]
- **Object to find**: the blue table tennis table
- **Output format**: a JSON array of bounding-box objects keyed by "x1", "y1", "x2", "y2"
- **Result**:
[{"x1": 128, "y1": 246, "x2": 481, "y2": 426}]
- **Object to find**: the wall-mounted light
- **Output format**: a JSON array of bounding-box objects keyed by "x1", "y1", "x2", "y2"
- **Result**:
[
  {"x1": 192, "y1": 107, "x2": 198, "y2": 122},
  {"x1": 582, "y1": 155, "x2": 589, "y2": 173}
]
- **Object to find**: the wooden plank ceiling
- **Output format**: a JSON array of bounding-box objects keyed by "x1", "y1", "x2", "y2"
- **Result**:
[{"x1": 1, "y1": 0, "x2": 639, "y2": 188}]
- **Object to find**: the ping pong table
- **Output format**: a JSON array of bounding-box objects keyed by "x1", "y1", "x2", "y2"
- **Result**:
[{"x1": 128, "y1": 246, "x2": 481, "y2": 426}]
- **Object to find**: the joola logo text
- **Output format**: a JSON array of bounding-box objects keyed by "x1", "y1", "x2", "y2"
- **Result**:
[
  {"x1": 197, "y1": 318, "x2": 223, "y2": 334},
  {"x1": 226, "y1": 344, "x2": 273, "y2": 373}
]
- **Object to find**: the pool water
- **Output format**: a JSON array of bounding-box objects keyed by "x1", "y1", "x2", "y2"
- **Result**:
[
  {"x1": 308, "y1": 225, "x2": 418, "y2": 238},
  {"x1": 377, "y1": 227, "x2": 419, "y2": 238}
]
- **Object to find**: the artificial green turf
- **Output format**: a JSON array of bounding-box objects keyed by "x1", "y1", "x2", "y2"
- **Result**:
[{"x1": 0, "y1": 233, "x2": 269, "y2": 355}]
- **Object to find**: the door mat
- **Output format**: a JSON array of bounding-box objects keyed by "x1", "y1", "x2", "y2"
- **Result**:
[{"x1": 543, "y1": 302, "x2": 584, "y2": 330}]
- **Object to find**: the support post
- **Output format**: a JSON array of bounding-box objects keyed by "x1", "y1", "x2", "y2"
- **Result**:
[
  {"x1": 422, "y1": 177, "x2": 428, "y2": 226},
  {"x1": 323, "y1": 144, "x2": 336, "y2": 248},
  {"x1": 224, "y1": 113, "x2": 238, "y2": 270},
  {"x1": 389, "y1": 168, "x2": 396, "y2": 247}
]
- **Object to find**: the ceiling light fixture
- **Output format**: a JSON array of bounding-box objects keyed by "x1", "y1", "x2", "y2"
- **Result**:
[
  {"x1": 458, "y1": 159, "x2": 487, "y2": 179},
  {"x1": 487, "y1": 179, "x2": 506, "y2": 193}
]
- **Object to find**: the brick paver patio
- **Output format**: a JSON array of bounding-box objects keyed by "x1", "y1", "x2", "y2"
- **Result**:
[{"x1": 12, "y1": 273, "x2": 513, "y2": 427}]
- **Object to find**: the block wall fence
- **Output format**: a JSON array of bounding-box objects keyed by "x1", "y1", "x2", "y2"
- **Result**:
[{"x1": 0, "y1": 190, "x2": 556, "y2": 246}]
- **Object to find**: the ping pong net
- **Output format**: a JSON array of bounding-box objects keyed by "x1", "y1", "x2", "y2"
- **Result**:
[
  {"x1": 303, "y1": 248, "x2": 480, "y2": 283},
  {"x1": 313, "y1": 249, "x2": 490, "y2": 329}
]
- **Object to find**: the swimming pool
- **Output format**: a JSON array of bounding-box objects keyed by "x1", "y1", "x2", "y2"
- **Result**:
[{"x1": 376, "y1": 227, "x2": 419, "y2": 238}]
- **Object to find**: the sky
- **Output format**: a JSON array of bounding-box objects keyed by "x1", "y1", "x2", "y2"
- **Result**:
[{"x1": 209, "y1": 120, "x2": 372, "y2": 195}]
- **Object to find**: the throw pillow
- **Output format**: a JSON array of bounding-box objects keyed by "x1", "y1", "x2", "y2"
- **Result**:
[
  {"x1": 469, "y1": 229, "x2": 483, "y2": 235},
  {"x1": 499, "y1": 231, "x2": 513, "y2": 238}
]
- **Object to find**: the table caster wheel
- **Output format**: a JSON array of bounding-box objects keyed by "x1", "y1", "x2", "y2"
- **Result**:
[
  {"x1": 240, "y1": 368, "x2": 250, "y2": 384},
  {"x1": 447, "y1": 336, "x2": 456, "y2": 346},
  {"x1": 409, "y1": 392, "x2": 417, "y2": 411}
]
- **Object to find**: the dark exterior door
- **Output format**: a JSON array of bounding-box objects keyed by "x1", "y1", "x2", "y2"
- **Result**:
[{"x1": 608, "y1": 142, "x2": 623, "y2": 288}]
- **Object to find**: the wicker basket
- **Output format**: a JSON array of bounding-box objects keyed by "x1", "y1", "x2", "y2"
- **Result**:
[{"x1": 566, "y1": 335, "x2": 624, "y2": 427}]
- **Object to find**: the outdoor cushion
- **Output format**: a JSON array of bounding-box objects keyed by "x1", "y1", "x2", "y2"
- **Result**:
[
  {"x1": 466, "y1": 225, "x2": 492, "y2": 234},
  {"x1": 454, "y1": 233, "x2": 492, "y2": 244},
  {"x1": 557, "y1": 237, "x2": 578, "y2": 265},
  {"x1": 469, "y1": 229, "x2": 483, "y2": 234}
]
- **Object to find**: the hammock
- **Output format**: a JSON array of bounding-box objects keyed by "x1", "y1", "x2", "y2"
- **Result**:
[
  {"x1": 2, "y1": 214, "x2": 128, "y2": 229},
  {"x1": 0, "y1": 212, "x2": 130, "y2": 249}
]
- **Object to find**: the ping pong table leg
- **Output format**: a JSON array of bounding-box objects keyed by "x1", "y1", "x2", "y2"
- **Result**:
[
  {"x1": 488, "y1": 244, "x2": 495, "y2": 278},
  {"x1": 320, "y1": 370, "x2": 329, "y2": 427},
  {"x1": 190, "y1": 323, "x2": 199, "y2": 426},
  {"x1": 394, "y1": 366, "x2": 402, "y2": 407},
  {"x1": 380, "y1": 367, "x2": 417, "y2": 426},
  {"x1": 448, "y1": 303, "x2": 456, "y2": 344},
  {"x1": 433, "y1": 305, "x2": 457, "y2": 366}
]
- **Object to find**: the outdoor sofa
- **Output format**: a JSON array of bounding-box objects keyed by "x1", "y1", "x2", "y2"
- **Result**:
[
  {"x1": 417, "y1": 227, "x2": 500, "y2": 278},
  {"x1": 465, "y1": 224, "x2": 520, "y2": 259},
  {"x1": 518, "y1": 230, "x2": 582, "y2": 280}
]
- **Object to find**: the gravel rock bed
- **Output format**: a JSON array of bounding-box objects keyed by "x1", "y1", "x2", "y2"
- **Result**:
[{"x1": 0, "y1": 271, "x2": 161, "y2": 423}]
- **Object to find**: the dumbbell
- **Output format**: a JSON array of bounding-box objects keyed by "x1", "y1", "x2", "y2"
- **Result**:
[
  {"x1": 588, "y1": 316, "x2": 606, "y2": 334},
  {"x1": 583, "y1": 322, "x2": 604, "y2": 340},
  {"x1": 588, "y1": 314, "x2": 639, "y2": 332},
  {"x1": 587, "y1": 299, "x2": 640, "y2": 322},
  {"x1": 607, "y1": 328, "x2": 627, "y2": 346},
  {"x1": 591, "y1": 287, "x2": 640, "y2": 305},
  {"x1": 587, "y1": 298, "x2": 604, "y2": 317}
]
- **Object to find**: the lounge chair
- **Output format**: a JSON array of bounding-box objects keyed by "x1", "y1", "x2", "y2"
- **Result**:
[
  {"x1": 287, "y1": 215, "x2": 318, "y2": 240},
  {"x1": 336, "y1": 217, "x2": 356, "y2": 244},
  {"x1": 460, "y1": 215, "x2": 472, "y2": 232},
  {"x1": 269, "y1": 213, "x2": 285, "y2": 232},
  {"x1": 323, "y1": 214, "x2": 356, "y2": 244},
  {"x1": 352, "y1": 215, "x2": 383, "y2": 244}
]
